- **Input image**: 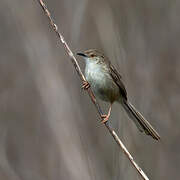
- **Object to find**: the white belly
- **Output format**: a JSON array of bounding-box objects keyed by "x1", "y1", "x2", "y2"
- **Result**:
[{"x1": 85, "y1": 61, "x2": 119, "y2": 102}]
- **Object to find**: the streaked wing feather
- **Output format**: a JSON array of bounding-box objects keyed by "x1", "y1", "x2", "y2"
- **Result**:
[{"x1": 109, "y1": 64, "x2": 127, "y2": 100}]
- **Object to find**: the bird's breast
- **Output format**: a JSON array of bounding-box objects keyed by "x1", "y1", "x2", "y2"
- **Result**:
[
  {"x1": 85, "y1": 62, "x2": 107, "y2": 84},
  {"x1": 85, "y1": 61, "x2": 120, "y2": 103}
]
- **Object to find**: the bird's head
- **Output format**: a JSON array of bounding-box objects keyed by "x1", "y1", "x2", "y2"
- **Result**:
[{"x1": 77, "y1": 49, "x2": 105, "y2": 64}]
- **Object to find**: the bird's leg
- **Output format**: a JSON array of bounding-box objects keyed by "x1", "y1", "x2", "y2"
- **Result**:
[
  {"x1": 81, "y1": 81, "x2": 97, "y2": 103},
  {"x1": 82, "y1": 80, "x2": 90, "y2": 90},
  {"x1": 101, "y1": 104, "x2": 112, "y2": 123}
]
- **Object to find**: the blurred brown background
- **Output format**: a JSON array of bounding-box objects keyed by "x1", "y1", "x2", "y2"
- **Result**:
[{"x1": 0, "y1": 0, "x2": 179, "y2": 179}]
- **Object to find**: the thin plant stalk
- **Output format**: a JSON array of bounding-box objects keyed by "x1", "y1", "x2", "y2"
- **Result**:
[{"x1": 37, "y1": 1, "x2": 149, "y2": 179}]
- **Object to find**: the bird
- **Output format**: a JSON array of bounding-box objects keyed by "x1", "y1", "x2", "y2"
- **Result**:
[{"x1": 77, "y1": 49, "x2": 160, "y2": 140}]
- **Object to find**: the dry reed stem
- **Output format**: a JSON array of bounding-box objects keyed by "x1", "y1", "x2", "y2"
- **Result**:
[{"x1": 37, "y1": 1, "x2": 149, "y2": 179}]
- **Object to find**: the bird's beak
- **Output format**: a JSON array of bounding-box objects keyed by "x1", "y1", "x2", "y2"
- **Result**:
[{"x1": 77, "y1": 52, "x2": 88, "y2": 58}]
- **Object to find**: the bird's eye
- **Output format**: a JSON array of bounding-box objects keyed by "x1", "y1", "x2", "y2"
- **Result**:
[{"x1": 90, "y1": 54, "x2": 95, "y2": 57}]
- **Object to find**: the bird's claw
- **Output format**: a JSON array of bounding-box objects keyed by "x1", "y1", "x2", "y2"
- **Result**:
[
  {"x1": 101, "y1": 114, "x2": 109, "y2": 123},
  {"x1": 82, "y1": 81, "x2": 90, "y2": 90}
]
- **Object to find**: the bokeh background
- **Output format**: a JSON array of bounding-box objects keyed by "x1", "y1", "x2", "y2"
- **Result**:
[{"x1": 0, "y1": 0, "x2": 180, "y2": 179}]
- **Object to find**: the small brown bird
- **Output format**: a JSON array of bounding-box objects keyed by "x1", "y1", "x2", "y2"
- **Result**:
[{"x1": 77, "y1": 49, "x2": 160, "y2": 140}]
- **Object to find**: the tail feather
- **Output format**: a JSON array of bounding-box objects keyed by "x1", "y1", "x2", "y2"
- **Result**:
[{"x1": 121, "y1": 100, "x2": 160, "y2": 140}]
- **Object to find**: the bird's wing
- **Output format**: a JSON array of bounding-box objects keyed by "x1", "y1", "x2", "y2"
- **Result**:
[{"x1": 109, "y1": 64, "x2": 127, "y2": 100}]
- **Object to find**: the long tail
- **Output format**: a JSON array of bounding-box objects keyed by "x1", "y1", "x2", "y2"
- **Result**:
[{"x1": 121, "y1": 99, "x2": 160, "y2": 140}]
